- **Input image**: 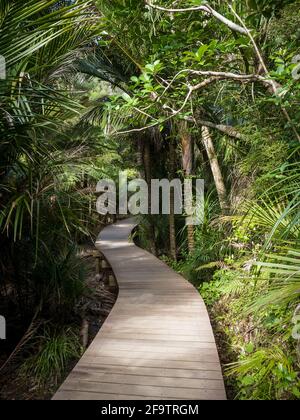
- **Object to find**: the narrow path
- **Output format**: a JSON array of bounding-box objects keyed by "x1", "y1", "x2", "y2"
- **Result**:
[{"x1": 53, "y1": 219, "x2": 226, "y2": 400}]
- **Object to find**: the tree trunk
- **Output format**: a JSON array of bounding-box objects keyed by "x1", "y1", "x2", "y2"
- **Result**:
[
  {"x1": 137, "y1": 137, "x2": 145, "y2": 179},
  {"x1": 169, "y1": 138, "x2": 177, "y2": 261},
  {"x1": 143, "y1": 139, "x2": 157, "y2": 256},
  {"x1": 201, "y1": 126, "x2": 229, "y2": 214},
  {"x1": 179, "y1": 121, "x2": 195, "y2": 254}
]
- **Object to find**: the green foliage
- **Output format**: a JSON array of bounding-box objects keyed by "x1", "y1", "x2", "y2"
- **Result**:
[
  {"x1": 229, "y1": 346, "x2": 300, "y2": 400},
  {"x1": 199, "y1": 264, "x2": 300, "y2": 399},
  {"x1": 32, "y1": 244, "x2": 86, "y2": 318},
  {"x1": 197, "y1": 161, "x2": 300, "y2": 399},
  {"x1": 267, "y1": 1, "x2": 300, "y2": 49},
  {"x1": 199, "y1": 277, "x2": 223, "y2": 306},
  {"x1": 1, "y1": 0, "x2": 300, "y2": 401},
  {"x1": 21, "y1": 326, "x2": 82, "y2": 387},
  {"x1": 0, "y1": 0, "x2": 128, "y2": 322}
]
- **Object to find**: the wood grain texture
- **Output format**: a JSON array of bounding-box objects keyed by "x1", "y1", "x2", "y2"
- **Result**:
[{"x1": 53, "y1": 219, "x2": 226, "y2": 400}]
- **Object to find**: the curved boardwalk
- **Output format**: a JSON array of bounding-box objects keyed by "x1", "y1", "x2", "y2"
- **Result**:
[{"x1": 53, "y1": 219, "x2": 226, "y2": 400}]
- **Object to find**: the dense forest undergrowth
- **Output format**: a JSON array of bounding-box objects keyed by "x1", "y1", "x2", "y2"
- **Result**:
[
  {"x1": 0, "y1": 0, "x2": 299, "y2": 400},
  {"x1": 0, "y1": 236, "x2": 118, "y2": 399}
]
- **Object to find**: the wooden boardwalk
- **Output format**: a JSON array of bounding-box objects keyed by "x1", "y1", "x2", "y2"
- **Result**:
[{"x1": 53, "y1": 219, "x2": 226, "y2": 400}]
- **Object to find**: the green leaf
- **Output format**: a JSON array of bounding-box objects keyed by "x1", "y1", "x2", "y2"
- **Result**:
[
  {"x1": 195, "y1": 45, "x2": 209, "y2": 62},
  {"x1": 122, "y1": 93, "x2": 131, "y2": 102},
  {"x1": 241, "y1": 375, "x2": 255, "y2": 386},
  {"x1": 245, "y1": 343, "x2": 255, "y2": 354}
]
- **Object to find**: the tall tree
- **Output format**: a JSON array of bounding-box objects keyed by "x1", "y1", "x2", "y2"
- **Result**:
[
  {"x1": 168, "y1": 136, "x2": 177, "y2": 260},
  {"x1": 179, "y1": 121, "x2": 195, "y2": 253},
  {"x1": 201, "y1": 127, "x2": 229, "y2": 214},
  {"x1": 143, "y1": 137, "x2": 157, "y2": 255}
]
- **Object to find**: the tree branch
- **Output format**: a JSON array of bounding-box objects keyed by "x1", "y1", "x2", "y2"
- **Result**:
[
  {"x1": 145, "y1": 1, "x2": 248, "y2": 35},
  {"x1": 118, "y1": 85, "x2": 246, "y2": 141},
  {"x1": 156, "y1": 69, "x2": 273, "y2": 104},
  {"x1": 229, "y1": 5, "x2": 300, "y2": 143},
  {"x1": 114, "y1": 84, "x2": 194, "y2": 135},
  {"x1": 189, "y1": 70, "x2": 265, "y2": 86},
  {"x1": 163, "y1": 103, "x2": 245, "y2": 140},
  {"x1": 196, "y1": 120, "x2": 246, "y2": 140}
]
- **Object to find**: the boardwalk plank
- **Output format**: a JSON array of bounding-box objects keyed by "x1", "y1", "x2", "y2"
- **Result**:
[
  {"x1": 56, "y1": 379, "x2": 226, "y2": 400},
  {"x1": 73, "y1": 364, "x2": 223, "y2": 379}
]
